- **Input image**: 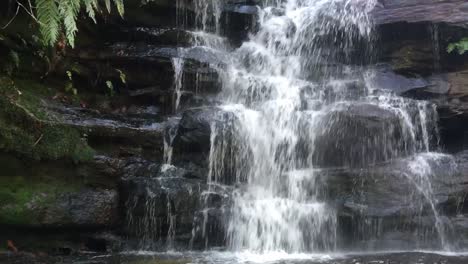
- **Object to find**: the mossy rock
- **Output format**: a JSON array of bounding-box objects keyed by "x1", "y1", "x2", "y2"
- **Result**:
[
  {"x1": 0, "y1": 154, "x2": 118, "y2": 226},
  {"x1": 0, "y1": 178, "x2": 118, "y2": 227},
  {"x1": 0, "y1": 76, "x2": 95, "y2": 162}
]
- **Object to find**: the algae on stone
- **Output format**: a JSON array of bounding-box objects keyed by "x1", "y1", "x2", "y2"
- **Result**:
[{"x1": 0, "y1": 76, "x2": 94, "y2": 162}]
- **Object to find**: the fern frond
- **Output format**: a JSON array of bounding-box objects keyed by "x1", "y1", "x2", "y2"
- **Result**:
[
  {"x1": 104, "y1": 0, "x2": 111, "y2": 13},
  {"x1": 35, "y1": 0, "x2": 61, "y2": 46},
  {"x1": 82, "y1": 0, "x2": 99, "y2": 23},
  {"x1": 59, "y1": 0, "x2": 82, "y2": 47},
  {"x1": 34, "y1": 0, "x2": 125, "y2": 47},
  {"x1": 113, "y1": 0, "x2": 125, "y2": 17}
]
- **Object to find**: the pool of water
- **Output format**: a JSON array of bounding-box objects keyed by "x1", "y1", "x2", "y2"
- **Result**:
[{"x1": 4, "y1": 251, "x2": 468, "y2": 264}]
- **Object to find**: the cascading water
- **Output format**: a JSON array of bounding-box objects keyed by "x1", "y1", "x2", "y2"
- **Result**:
[
  {"x1": 215, "y1": 0, "x2": 375, "y2": 252},
  {"x1": 172, "y1": 56, "x2": 185, "y2": 112},
  {"x1": 160, "y1": 0, "x2": 462, "y2": 253}
]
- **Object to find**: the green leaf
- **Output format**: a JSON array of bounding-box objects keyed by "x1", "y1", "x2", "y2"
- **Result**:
[
  {"x1": 35, "y1": 0, "x2": 61, "y2": 46},
  {"x1": 113, "y1": 0, "x2": 124, "y2": 17},
  {"x1": 59, "y1": 0, "x2": 81, "y2": 47},
  {"x1": 9, "y1": 51, "x2": 20, "y2": 69},
  {"x1": 34, "y1": 0, "x2": 125, "y2": 47},
  {"x1": 105, "y1": 80, "x2": 114, "y2": 97},
  {"x1": 104, "y1": 0, "x2": 111, "y2": 13},
  {"x1": 82, "y1": 0, "x2": 98, "y2": 23},
  {"x1": 66, "y1": 70, "x2": 73, "y2": 80},
  {"x1": 447, "y1": 38, "x2": 468, "y2": 55},
  {"x1": 447, "y1": 44, "x2": 455, "y2": 53},
  {"x1": 105, "y1": 80, "x2": 113, "y2": 88},
  {"x1": 116, "y1": 69, "x2": 126, "y2": 84}
]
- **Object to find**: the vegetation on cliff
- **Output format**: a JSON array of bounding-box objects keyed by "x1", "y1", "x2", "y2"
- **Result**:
[
  {"x1": 0, "y1": 0, "x2": 129, "y2": 162},
  {"x1": 0, "y1": 76, "x2": 95, "y2": 162}
]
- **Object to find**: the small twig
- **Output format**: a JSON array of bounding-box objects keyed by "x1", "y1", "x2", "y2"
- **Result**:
[
  {"x1": 27, "y1": 0, "x2": 34, "y2": 13},
  {"x1": 33, "y1": 134, "x2": 43, "y2": 147},
  {"x1": 1, "y1": 5, "x2": 20, "y2": 29},
  {"x1": 16, "y1": 0, "x2": 40, "y2": 24}
]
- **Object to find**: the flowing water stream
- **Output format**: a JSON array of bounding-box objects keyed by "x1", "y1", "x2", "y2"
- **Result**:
[{"x1": 159, "y1": 0, "x2": 461, "y2": 256}]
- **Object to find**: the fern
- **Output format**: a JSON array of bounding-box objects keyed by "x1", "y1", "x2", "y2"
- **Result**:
[
  {"x1": 35, "y1": 0, "x2": 61, "y2": 46},
  {"x1": 104, "y1": 0, "x2": 112, "y2": 13},
  {"x1": 82, "y1": 0, "x2": 98, "y2": 22},
  {"x1": 34, "y1": 0, "x2": 125, "y2": 47},
  {"x1": 59, "y1": 0, "x2": 81, "y2": 48},
  {"x1": 114, "y1": 0, "x2": 125, "y2": 17}
]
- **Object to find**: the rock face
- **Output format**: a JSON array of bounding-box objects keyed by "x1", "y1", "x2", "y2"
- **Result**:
[
  {"x1": 39, "y1": 189, "x2": 119, "y2": 227},
  {"x1": 372, "y1": 67, "x2": 468, "y2": 152},
  {"x1": 3, "y1": 0, "x2": 468, "y2": 254},
  {"x1": 311, "y1": 103, "x2": 404, "y2": 167},
  {"x1": 323, "y1": 151, "x2": 468, "y2": 249},
  {"x1": 120, "y1": 166, "x2": 230, "y2": 249},
  {"x1": 121, "y1": 176, "x2": 202, "y2": 243},
  {"x1": 373, "y1": 0, "x2": 468, "y2": 27}
]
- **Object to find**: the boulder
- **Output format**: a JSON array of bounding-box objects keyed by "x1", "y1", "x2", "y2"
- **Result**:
[
  {"x1": 310, "y1": 102, "x2": 409, "y2": 168},
  {"x1": 317, "y1": 152, "x2": 466, "y2": 218},
  {"x1": 325, "y1": 151, "x2": 468, "y2": 250},
  {"x1": 173, "y1": 107, "x2": 233, "y2": 155}
]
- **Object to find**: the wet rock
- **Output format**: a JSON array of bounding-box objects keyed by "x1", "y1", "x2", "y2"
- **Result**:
[
  {"x1": 335, "y1": 153, "x2": 463, "y2": 217},
  {"x1": 171, "y1": 107, "x2": 241, "y2": 182},
  {"x1": 69, "y1": 44, "x2": 222, "y2": 107},
  {"x1": 189, "y1": 183, "x2": 232, "y2": 248},
  {"x1": 372, "y1": 0, "x2": 468, "y2": 28},
  {"x1": 0, "y1": 153, "x2": 119, "y2": 228},
  {"x1": 106, "y1": 27, "x2": 194, "y2": 47},
  {"x1": 84, "y1": 232, "x2": 122, "y2": 252},
  {"x1": 121, "y1": 176, "x2": 204, "y2": 243},
  {"x1": 84, "y1": 155, "x2": 160, "y2": 180},
  {"x1": 41, "y1": 189, "x2": 119, "y2": 227},
  {"x1": 73, "y1": 44, "x2": 227, "y2": 69},
  {"x1": 432, "y1": 71, "x2": 468, "y2": 151},
  {"x1": 173, "y1": 108, "x2": 215, "y2": 153},
  {"x1": 384, "y1": 40, "x2": 436, "y2": 75},
  {"x1": 378, "y1": 68, "x2": 468, "y2": 152},
  {"x1": 367, "y1": 66, "x2": 431, "y2": 95},
  {"x1": 45, "y1": 102, "x2": 166, "y2": 159},
  {"x1": 0, "y1": 186, "x2": 118, "y2": 228},
  {"x1": 190, "y1": 207, "x2": 228, "y2": 249},
  {"x1": 310, "y1": 102, "x2": 407, "y2": 168},
  {"x1": 221, "y1": 4, "x2": 259, "y2": 44},
  {"x1": 173, "y1": 107, "x2": 229, "y2": 155},
  {"x1": 328, "y1": 152, "x2": 468, "y2": 249}
]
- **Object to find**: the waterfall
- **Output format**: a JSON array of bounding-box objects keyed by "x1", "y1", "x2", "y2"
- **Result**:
[
  {"x1": 218, "y1": 0, "x2": 375, "y2": 252},
  {"x1": 171, "y1": 0, "x2": 456, "y2": 253},
  {"x1": 172, "y1": 56, "x2": 185, "y2": 112}
]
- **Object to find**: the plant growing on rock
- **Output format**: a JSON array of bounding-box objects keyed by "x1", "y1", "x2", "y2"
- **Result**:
[
  {"x1": 7, "y1": 0, "x2": 124, "y2": 48},
  {"x1": 447, "y1": 38, "x2": 468, "y2": 54}
]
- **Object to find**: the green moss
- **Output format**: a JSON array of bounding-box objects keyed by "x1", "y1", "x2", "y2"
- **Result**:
[
  {"x1": 0, "y1": 76, "x2": 95, "y2": 162},
  {"x1": 0, "y1": 173, "x2": 81, "y2": 225}
]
